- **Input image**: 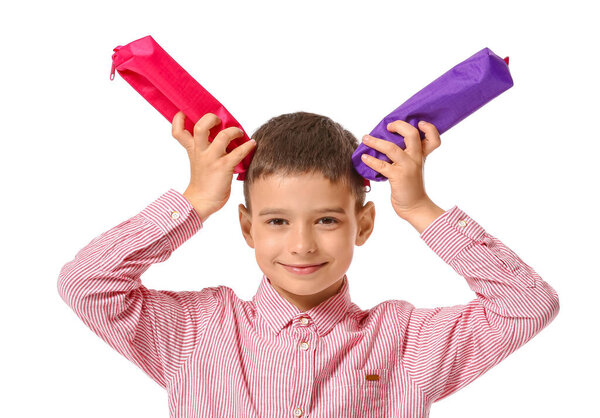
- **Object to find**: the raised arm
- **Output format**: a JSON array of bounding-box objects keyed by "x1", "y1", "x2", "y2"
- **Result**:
[
  {"x1": 396, "y1": 206, "x2": 560, "y2": 404},
  {"x1": 57, "y1": 110, "x2": 256, "y2": 388},
  {"x1": 57, "y1": 189, "x2": 220, "y2": 388}
]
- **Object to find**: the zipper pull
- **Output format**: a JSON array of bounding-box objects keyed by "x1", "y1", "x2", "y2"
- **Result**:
[
  {"x1": 110, "y1": 46, "x2": 121, "y2": 81},
  {"x1": 110, "y1": 59, "x2": 116, "y2": 80}
]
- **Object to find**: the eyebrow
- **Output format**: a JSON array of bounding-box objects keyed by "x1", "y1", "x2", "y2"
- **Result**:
[{"x1": 258, "y1": 207, "x2": 347, "y2": 216}]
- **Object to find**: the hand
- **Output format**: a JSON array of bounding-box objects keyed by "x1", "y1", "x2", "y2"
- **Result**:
[
  {"x1": 360, "y1": 120, "x2": 441, "y2": 219},
  {"x1": 171, "y1": 111, "x2": 256, "y2": 222}
]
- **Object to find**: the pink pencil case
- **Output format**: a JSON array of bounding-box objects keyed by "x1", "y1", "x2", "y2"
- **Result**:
[{"x1": 109, "y1": 35, "x2": 253, "y2": 181}]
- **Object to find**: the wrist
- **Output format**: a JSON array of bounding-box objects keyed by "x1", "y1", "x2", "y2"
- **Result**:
[
  {"x1": 400, "y1": 199, "x2": 446, "y2": 234},
  {"x1": 182, "y1": 189, "x2": 212, "y2": 223}
]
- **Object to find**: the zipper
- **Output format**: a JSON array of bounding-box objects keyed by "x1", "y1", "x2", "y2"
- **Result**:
[
  {"x1": 110, "y1": 60, "x2": 116, "y2": 80},
  {"x1": 110, "y1": 46, "x2": 121, "y2": 81}
]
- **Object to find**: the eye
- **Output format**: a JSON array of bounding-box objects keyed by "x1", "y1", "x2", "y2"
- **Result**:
[
  {"x1": 318, "y1": 217, "x2": 339, "y2": 225},
  {"x1": 266, "y1": 218, "x2": 287, "y2": 226}
]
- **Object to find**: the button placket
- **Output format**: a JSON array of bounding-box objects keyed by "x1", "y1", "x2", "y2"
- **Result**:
[
  {"x1": 297, "y1": 319, "x2": 313, "y2": 352},
  {"x1": 293, "y1": 319, "x2": 314, "y2": 417}
]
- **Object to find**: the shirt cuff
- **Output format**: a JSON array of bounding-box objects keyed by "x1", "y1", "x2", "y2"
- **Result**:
[
  {"x1": 419, "y1": 205, "x2": 486, "y2": 264},
  {"x1": 139, "y1": 188, "x2": 204, "y2": 252}
]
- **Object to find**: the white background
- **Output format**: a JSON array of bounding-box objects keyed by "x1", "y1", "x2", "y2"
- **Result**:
[{"x1": 2, "y1": 0, "x2": 598, "y2": 416}]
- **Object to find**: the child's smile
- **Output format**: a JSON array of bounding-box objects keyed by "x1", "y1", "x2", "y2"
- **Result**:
[
  {"x1": 279, "y1": 261, "x2": 328, "y2": 275},
  {"x1": 238, "y1": 171, "x2": 375, "y2": 312}
]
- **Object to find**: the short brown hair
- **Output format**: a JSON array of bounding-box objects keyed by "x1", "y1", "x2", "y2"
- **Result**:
[{"x1": 243, "y1": 111, "x2": 367, "y2": 214}]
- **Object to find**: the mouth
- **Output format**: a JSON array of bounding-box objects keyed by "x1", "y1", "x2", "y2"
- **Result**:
[{"x1": 279, "y1": 262, "x2": 327, "y2": 275}]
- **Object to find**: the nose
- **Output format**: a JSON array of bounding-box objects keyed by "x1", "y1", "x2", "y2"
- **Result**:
[{"x1": 287, "y1": 223, "x2": 317, "y2": 255}]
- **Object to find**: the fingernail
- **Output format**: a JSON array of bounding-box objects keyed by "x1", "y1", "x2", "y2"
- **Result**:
[
  {"x1": 361, "y1": 154, "x2": 369, "y2": 160},
  {"x1": 419, "y1": 121, "x2": 426, "y2": 126}
]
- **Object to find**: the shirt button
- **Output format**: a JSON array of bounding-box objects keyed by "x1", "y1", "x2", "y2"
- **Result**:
[
  {"x1": 170, "y1": 210, "x2": 180, "y2": 220},
  {"x1": 299, "y1": 342, "x2": 309, "y2": 351},
  {"x1": 457, "y1": 219, "x2": 467, "y2": 227},
  {"x1": 299, "y1": 317, "x2": 309, "y2": 325},
  {"x1": 294, "y1": 407, "x2": 303, "y2": 417}
]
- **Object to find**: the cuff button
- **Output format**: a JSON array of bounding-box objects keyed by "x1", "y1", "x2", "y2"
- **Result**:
[
  {"x1": 457, "y1": 219, "x2": 467, "y2": 227},
  {"x1": 170, "y1": 210, "x2": 181, "y2": 220}
]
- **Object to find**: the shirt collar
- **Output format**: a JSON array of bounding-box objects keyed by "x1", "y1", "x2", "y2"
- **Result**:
[{"x1": 252, "y1": 273, "x2": 352, "y2": 337}]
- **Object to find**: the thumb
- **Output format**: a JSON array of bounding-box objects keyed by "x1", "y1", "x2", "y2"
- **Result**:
[{"x1": 422, "y1": 136, "x2": 441, "y2": 158}]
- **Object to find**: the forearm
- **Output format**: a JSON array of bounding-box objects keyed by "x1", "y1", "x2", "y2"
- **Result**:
[
  {"x1": 401, "y1": 198, "x2": 446, "y2": 234},
  {"x1": 58, "y1": 189, "x2": 202, "y2": 311}
]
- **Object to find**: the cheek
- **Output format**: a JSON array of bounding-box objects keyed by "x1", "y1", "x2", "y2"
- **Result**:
[
  {"x1": 321, "y1": 229, "x2": 355, "y2": 251},
  {"x1": 253, "y1": 229, "x2": 281, "y2": 253},
  {"x1": 336, "y1": 225, "x2": 356, "y2": 242}
]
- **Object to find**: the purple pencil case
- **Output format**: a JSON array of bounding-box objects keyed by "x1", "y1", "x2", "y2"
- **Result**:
[{"x1": 352, "y1": 47, "x2": 513, "y2": 181}]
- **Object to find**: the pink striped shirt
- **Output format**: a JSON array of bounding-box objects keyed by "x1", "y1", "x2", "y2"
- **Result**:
[{"x1": 57, "y1": 189, "x2": 559, "y2": 418}]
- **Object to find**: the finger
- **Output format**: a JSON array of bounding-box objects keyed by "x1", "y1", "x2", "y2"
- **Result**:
[
  {"x1": 171, "y1": 111, "x2": 194, "y2": 147},
  {"x1": 224, "y1": 137, "x2": 257, "y2": 166},
  {"x1": 193, "y1": 112, "x2": 222, "y2": 150},
  {"x1": 210, "y1": 126, "x2": 246, "y2": 156},
  {"x1": 386, "y1": 120, "x2": 422, "y2": 160},
  {"x1": 360, "y1": 153, "x2": 394, "y2": 178},
  {"x1": 417, "y1": 120, "x2": 441, "y2": 157},
  {"x1": 362, "y1": 134, "x2": 408, "y2": 165}
]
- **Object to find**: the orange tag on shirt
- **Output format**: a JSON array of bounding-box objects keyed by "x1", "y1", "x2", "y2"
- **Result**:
[{"x1": 365, "y1": 374, "x2": 380, "y2": 381}]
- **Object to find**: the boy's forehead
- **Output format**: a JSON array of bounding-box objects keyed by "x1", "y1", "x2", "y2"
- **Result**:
[{"x1": 251, "y1": 173, "x2": 353, "y2": 213}]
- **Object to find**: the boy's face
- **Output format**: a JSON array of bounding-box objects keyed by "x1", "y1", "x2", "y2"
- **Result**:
[{"x1": 239, "y1": 172, "x2": 375, "y2": 312}]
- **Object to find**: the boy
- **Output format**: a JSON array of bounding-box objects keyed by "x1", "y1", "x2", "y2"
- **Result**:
[{"x1": 58, "y1": 110, "x2": 560, "y2": 418}]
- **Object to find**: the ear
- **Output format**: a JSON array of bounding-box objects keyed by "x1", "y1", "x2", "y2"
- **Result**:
[
  {"x1": 238, "y1": 204, "x2": 255, "y2": 249},
  {"x1": 355, "y1": 201, "x2": 375, "y2": 246}
]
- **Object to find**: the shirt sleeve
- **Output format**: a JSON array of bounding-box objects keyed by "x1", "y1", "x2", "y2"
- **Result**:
[
  {"x1": 396, "y1": 205, "x2": 560, "y2": 404},
  {"x1": 57, "y1": 188, "x2": 220, "y2": 389}
]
